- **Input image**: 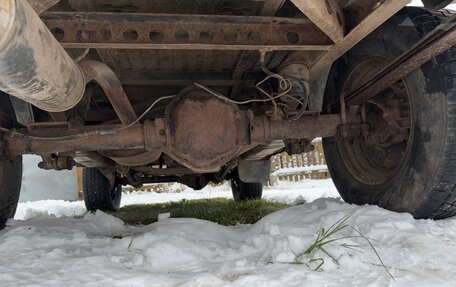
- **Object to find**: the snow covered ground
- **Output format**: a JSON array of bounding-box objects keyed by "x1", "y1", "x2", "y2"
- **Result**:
[{"x1": 2, "y1": 180, "x2": 456, "y2": 286}]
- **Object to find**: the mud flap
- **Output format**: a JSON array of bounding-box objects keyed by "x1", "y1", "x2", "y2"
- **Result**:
[{"x1": 238, "y1": 160, "x2": 270, "y2": 183}]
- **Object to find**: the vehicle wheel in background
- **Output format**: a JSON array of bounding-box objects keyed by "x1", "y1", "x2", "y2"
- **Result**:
[
  {"x1": 82, "y1": 167, "x2": 122, "y2": 211},
  {"x1": 0, "y1": 94, "x2": 22, "y2": 228},
  {"x1": 0, "y1": 158, "x2": 22, "y2": 228}
]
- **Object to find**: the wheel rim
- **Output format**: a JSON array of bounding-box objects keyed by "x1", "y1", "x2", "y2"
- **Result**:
[{"x1": 337, "y1": 57, "x2": 413, "y2": 186}]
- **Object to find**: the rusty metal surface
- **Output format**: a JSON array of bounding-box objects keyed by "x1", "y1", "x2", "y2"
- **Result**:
[
  {"x1": 238, "y1": 140, "x2": 285, "y2": 161},
  {"x1": 79, "y1": 60, "x2": 137, "y2": 124},
  {"x1": 0, "y1": 0, "x2": 85, "y2": 112},
  {"x1": 307, "y1": 0, "x2": 410, "y2": 112},
  {"x1": 91, "y1": 50, "x2": 244, "y2": 103},
  {"x1": 3, "y1": 111, "x2": 341, "y2": 172},
  {"x1": 75, "y1": 60, "x2": 163, "y2": 167},
  {"x1": 260, "y1": 0, "x2": 286, "y2": 15},
  {"x1": 4, "y1": 113, "x2": 340, "y2": 151},
  {"x1": 27, "y1": 0, "x2": 60, "y2": 14},
  {"x1": 291, "y1": 0, "x2": 346, "y2": 42},
  {"x1": 100, "y1": 50, "x2": 229, "y2": 73},
  {"x1": 38, "y1": 155, "x2": 75, "y2": 170},
  {"x1": 2, "y1": 124, "x2": 141, "y2": 155},
  {"x1": 73, "y1": 151, "x2": 114, "y2": 167},
  {"x1": 164, "y1": 89, "x2": 245, "y2": 172},
  {"x1": 343, "y1": 13, "x2": 456, "y2": 107},
  {"x1": 311, "y1": 0, "x2": 409, "y2": 74},
  {"x1": 0, "y1": 0, "x2": 429, "y2": 180},
  {"x1": 251, "y1": 114, "x2": 341, "y2": 142},
  {"x1": 117, "y1": 69, "x2": 254, "y2": 86},
  {"x1": 107, "y1": 150, "x2": 162, "y2": 166},
  {"x1": 229, "y1": 0, "x2": 285, "y2": 100},
  {"x1": 67, "y1": 0, "x2": 268, "y2": 15},
  {"x1": 341, "y1": 0, "x2": 393, "y2": 31},
  {"x1": 41, "y1": 12, "x2": 333, "y2": 51}
]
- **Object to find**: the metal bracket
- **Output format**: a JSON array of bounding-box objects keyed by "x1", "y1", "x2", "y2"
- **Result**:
[
  {"x1": 337, "y1": 123, "x2": 370, "y2": 141},
  {"x1": 38, "y1": 155, "x2": 75, "y2": 170}
]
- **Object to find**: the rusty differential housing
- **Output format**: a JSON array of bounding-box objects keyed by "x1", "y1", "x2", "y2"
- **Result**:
[
  {"x1": 3, "y1": 86, "x2": 341, "y2": 173},
  {"x1": 163, "y1": 88, "x2": 248, "y2": 172}
]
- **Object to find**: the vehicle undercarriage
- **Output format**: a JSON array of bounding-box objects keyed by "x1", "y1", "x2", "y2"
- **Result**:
[{"x1": 1, "y1": 0, "x2": 456, "y2": 223}]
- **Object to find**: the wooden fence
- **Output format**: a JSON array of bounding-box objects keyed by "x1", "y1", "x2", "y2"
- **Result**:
[{"x1": 268, "y1": 139, "x2": 330, "y2": 185}]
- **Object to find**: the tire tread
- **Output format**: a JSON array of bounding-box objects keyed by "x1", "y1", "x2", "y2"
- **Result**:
[{"x1": 82, "y1": 168, "x2": 121, "y2": 211}]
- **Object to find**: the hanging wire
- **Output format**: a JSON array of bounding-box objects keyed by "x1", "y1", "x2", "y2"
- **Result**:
[
  {"x1": 256, "y1": 51, "x2": 304, "y2": 118},
  {"x1": 75, "y1": 48, "x2": 90, "y2": 63},
  {"x1": 0, "y1": 51, "x2": 306, "y2": 140},
  {"x1": 117, "y1": 94, "x2": 178, "y2": 131}
]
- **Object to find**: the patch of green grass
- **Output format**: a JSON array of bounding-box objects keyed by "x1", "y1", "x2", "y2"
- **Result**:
[
  {"x1": 288, "y1": 213, "x2": 394, "y2": 280},
  {"x1": 293, "y1": 213, "x2": 354, "y2": 270},
  {"x1": 108, "y1": 198, "x2": 290, "y2": 226}
]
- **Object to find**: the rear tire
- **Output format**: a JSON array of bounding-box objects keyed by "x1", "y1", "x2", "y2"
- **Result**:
[
  {"x1": 0, "y1": 94, "x2": 22, "y2": 228},
  {"x1": 83, "y1": 168, "x2": 121, "y2": 211},
  {"x1": 230, "y1": 169, "x2": 263, "y2": 201},
  {"x1": 323, "y1": 8, "x2": 456, "y2": 219},
  {"x1": 0, "y1": 159, "x2": 22, "y2": 228}
]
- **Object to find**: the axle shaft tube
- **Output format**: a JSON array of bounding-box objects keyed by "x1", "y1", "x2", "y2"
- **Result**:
[
  {"x1": 251, "y1": 114, "x2": 341, "y2": 142},
  {"x1": 4, "y1": 115, "x2": 341, "y2": 156},
  {"x1": 5, "y1": 122, "x2": 162, "y2": 155}
]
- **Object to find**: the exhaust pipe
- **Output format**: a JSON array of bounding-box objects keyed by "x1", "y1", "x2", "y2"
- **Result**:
[
  {"x1": 0, "y1": 0, "x2": 85, "y2": 112},
  {"x1": 0, "y1": 0, "x2": 160, "y2": 168}
]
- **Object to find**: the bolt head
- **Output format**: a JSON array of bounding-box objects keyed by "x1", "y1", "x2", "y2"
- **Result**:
[{"x1": 79, "y1": 30, "x2": 89, "y2": 40}]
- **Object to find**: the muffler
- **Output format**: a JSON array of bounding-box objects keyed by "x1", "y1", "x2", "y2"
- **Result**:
[{"x1": 0, "y1": 0, "x2": 85, "y2": 112}]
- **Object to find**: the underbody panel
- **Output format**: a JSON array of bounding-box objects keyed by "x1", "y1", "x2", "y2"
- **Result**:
[{"x1": 2, "y1": 0, "x2": 453, "y2": 189}]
